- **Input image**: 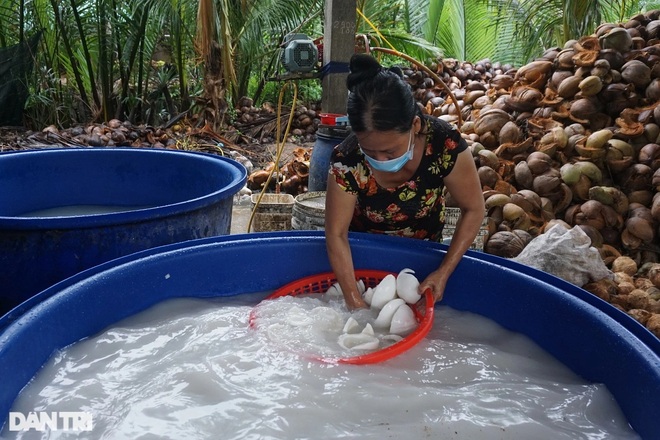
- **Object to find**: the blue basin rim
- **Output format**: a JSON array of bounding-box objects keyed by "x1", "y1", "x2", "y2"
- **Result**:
[
  {"x1": 0, "y1": 147, "x2": 247, "y2": 229},
  {"x1": 0, "y1": 147, "x2": 248, "y2": 314},
  {"x1": 0, "y1": 231, "x2": 658, "y2": 438}
]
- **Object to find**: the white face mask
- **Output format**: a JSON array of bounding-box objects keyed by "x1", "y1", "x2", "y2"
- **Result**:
[{"x1": 361, "y1": 130, "x2": 414, "y2": 173}]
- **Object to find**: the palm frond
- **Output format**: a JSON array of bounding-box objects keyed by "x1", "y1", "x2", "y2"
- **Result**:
[
  {"x1": 420, "y1": 0, "x2": 445, "y2": 46},
  {"x1": 367, "y1": 29, "x2": 443, "y2": 62},
  {"x1": 0, "y1": 0, "x2": 19, "y2": 45}
]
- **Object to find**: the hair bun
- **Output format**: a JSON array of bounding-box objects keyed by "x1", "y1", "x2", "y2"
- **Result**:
[
  {"x1": 347, "y1": 54, "x2": 382, "y2": 91},
  {"x1": 386, "y1": 66, "x2": 404, "y2": 78}
]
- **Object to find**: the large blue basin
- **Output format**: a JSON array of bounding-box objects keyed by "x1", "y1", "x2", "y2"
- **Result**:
[
  {"x1": 0, "y1": 231, "x2": 658, "y2": 438},
  {"x1": 0, "y1": 147, "x2": 247, "y2": 316}
]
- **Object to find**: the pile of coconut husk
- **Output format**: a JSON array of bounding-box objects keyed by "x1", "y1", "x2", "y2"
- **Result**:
[
  {"x1": 232, "y1": 97, "x2": 321, "y2": 145},
  {"x1": 0, "y1": 97, "x2": 321, "y2": 185},
  {"x1": 404, "y1": 10, "x2": 660, "y2": 336}
]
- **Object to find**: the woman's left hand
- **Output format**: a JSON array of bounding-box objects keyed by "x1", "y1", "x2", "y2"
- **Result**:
[
  {"x1": 419, "y1": 270, "x2": 449, "y2": 303},
  {"x1": 421, "y1": 148, "x2": 485, "y2": 304}
]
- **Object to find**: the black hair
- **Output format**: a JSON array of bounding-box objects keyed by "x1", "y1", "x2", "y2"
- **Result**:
[{"x1": 346, "y1": 54, "x2": 420, "y2": 133}]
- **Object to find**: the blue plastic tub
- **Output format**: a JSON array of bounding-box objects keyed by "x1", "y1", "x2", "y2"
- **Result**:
[
  {"x1": 308, "y1": 125, "x2": 350, "y2": 191},
  {"x1": 0, "y1": 147, "x2": 247, "y2": 316},
  {"x1": 0, "y1": 231, "x2": 658, "y2": 438}
]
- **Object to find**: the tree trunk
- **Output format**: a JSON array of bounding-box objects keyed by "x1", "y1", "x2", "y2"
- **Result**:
[
  {"x1": 196, "y1": 0, "x2": 229, "y2": 131},
  {"x1": 201, "y1": 40, "x2": 228, "y2": 131}
]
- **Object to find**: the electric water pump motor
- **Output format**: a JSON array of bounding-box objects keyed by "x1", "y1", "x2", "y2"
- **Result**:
[{"x1": 280, "y1": 34, "x2": 318, "y2": 73}]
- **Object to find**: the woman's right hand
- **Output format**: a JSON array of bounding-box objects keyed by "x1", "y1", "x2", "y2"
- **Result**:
[
  {"x1": 325, "y1": 178, "x2": 365, "y2": 310},
  {"x1": 345, "y1": 292, "x2": 368, "y2": 310}
]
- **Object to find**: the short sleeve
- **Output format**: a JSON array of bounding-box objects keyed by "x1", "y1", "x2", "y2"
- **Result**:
[
  {"x1": 329, "y1": 135, "x2": 361, "y2": 195},
  {"x1": 432, "y1": 118, "x2": 468, "y2": 177}
]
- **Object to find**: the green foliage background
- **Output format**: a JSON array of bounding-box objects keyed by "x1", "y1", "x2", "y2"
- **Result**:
[{"x1": 1, "y1": 0, "x2": 659, "y2": 129}]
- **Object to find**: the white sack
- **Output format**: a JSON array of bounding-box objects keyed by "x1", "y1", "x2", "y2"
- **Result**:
[{"x1": 512, "y1": 224, "x2": 614, "y2": 287}]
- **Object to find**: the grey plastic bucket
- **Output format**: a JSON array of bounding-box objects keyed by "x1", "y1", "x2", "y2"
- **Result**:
[
  {"x1": 0, "y1": 147, "x2": 247, "y2": 316},
  {"x1": 291, "y1": 191, "x2": 326, "y2": 230}
]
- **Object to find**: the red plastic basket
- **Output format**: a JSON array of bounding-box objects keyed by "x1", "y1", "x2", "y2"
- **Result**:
[{"x1": 249, "y1": 269, "x2": 435, "y2": 365}]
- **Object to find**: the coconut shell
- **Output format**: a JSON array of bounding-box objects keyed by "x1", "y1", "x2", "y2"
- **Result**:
[
  {"x1": 498, "y1": 121, "x2": 522, "y2": 144},
  {"x1": 621, "y1": 59, "x2": 652, "y2": 88},
  {"x1": 629, "y1": 289, "x2": 652, "y2": 310},
  {"x1": 611, "y1": 256, "x2": 638, "y2": 275},
  {"x1": 638, "y1": 143, "x2": 660, "y2": 169},
  {"x1": 533, "y1": 169, "x2": 562, "y2": 195},
  {"x1": 628, "y1": 308, "x2": 653, "y2": 325},
  {"x1": 584, "y1": 279, "x2": 618, "y2": 301},
  {"x1": 473, "y1": 108, "x2": 512, "y2": 135},
  {"x1": 514, "y1": 161, "x2": 534, "y2": 189},
  {"x1": 624, "y1": 216, "x2": 655, "y2": 243},
  {"x1": 484, "y1": 230, "x2": 532, "y2": 258},
  {"x1": 618, "y1": 281, "x2": 637, "y2": 295},
  {"x1": 646, "y1": 314, "x2": 660, "y2": 338},
  {"x1": 635, "y1": 278, "x2": 655, "y2": 290},
  {"x1": 579, "y1": 75, "x2": 604, "y2": 96},
  {"x1": 599, "y1": 27, "x2": 633, "y2": 52},
  {"x1": 526, "y1": 151, "x2": 554, "y2": 175},
  {"x1": 649, "y1": 263, "x2": 660, "y2": 288},
  {"x1": 478, "y1": 166, "x2": 500, "y2": 189}
]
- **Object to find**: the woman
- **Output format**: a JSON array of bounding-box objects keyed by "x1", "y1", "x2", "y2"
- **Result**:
[{"x1": 325, "y1": 53, "x2": 485, "y2": 309}]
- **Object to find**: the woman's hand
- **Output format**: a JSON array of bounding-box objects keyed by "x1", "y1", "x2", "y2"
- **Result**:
[
  {"x1": 325, "y1": 178, "x2": 366, "y2": 310},
  {"x1": 419, "y1": 270, "x2": 449, "y2": 303},
  {"x1": 345, "y1": 292, "x2": 368, "y2": 310},
  {"x1": 421, "y1": 148, "x2": 485, "y2": 304}
]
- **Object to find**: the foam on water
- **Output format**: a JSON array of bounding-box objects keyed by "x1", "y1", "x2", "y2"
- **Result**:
[
  {"x1": 253, "y1": 294, "x2": 403, "y2": 358},
  {"x1": 1, "y1": 294, "x2": 640, "y2": 439}
]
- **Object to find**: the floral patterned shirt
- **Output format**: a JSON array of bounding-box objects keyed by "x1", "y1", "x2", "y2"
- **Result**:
[{"x1": 329, "y1": 116, "x2": 467, "y2": 242}]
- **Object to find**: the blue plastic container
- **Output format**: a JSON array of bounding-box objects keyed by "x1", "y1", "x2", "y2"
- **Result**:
[
  {"x1": 0, "y1": 147, "x2": 247, "y2": 316},
  {"x1": 308, "y1": 125, "x2": 350, "y2": 191},
  {"x1": 0, "y1": 231, "x2": 658, "y2": 438}
]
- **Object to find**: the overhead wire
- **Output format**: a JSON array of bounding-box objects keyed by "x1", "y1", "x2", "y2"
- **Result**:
[{"x1": 357, "y1": 7, "x2": 463, "y2": 128}]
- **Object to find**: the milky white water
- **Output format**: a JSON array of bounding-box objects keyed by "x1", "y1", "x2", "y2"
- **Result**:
[
  {"x1": 1, "y1": 293, "x2": 640, "y2": 439},
  {"x1": 18, "y1": 205, "x2": 154, "y2": 217}
]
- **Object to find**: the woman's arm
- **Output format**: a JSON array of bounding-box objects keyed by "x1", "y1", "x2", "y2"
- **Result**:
[
  {"x1": 419, "y1": 149, "x2": 485, "y2": 302},
  {"x1": 324, "y1": 178, "x2": 367, "y2": 309}
]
